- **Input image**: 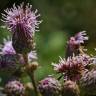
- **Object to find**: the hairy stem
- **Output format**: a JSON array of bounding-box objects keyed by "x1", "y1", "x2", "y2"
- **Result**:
[
  {"x1": 28, "y1": 71, "x2": 39, "y2": 96},
  {"x1": 23, "y1": 54, "x2": 39, "y2": 96}
]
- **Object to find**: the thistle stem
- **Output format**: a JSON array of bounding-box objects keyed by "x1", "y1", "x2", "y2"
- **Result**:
[
  {"x1": 28, "y1": 71, "x2": 39, "y2": 96},
  {"x1": 23, "y1": 54, "x2": 39, "y2": 96},
  {"x1": 22, "y1": 54, "x2": 28, "y2": 66}
]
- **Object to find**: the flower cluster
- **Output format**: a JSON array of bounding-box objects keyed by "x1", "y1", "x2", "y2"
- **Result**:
[
  {"x1": 1, "y1": 2, "x2": 96, "y2": 96},
  {"x1": 52, "y1": 54, "x2": 91, "y2": 81}
]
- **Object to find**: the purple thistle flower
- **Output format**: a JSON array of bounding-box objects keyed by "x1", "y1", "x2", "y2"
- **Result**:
[
  {"x1": 66, "y1": 31, "x2": 88, "y2": 58},
  {"x1": 4, "y1": 80, "x2": 25, "y2": 96},
  {"x1": 1, "y1": 3, "x2": 42, "y2": 38},
  {"x1": 52, "y1": 55, "x2": 90, "y2": 81},
  {"x1": 68, "y1": 31, "x2": 88, "y2": 47},
  {"x1": 1, "y1": 3, "x2": 42, "y2": 53},
  {"x1": 75, "y1": 31, "x2": 88, "y2": 44}
]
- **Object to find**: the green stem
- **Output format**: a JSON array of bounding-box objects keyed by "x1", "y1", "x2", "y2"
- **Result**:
[
  {"x1": 28, "y1": 71, "x2": 39, "y2": 96},
  {"x1": 23, "y1": 54, "x2": 39, "y2": 96}
]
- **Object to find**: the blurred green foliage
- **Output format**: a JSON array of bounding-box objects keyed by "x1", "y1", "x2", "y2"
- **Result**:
[{"x1": 0, "y1": 0, "x2": 96, "y2": 82}]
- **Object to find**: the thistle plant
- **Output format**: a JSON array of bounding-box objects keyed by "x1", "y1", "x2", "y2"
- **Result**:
[
  {"x1": 1, "y1": 2, "x2": 42, "y2": 96},
  {"x1": 0, "y1": 2, "x2": 96, "y2": 96}
]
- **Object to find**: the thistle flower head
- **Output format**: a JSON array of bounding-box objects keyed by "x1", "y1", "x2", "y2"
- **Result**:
[
  {"x1": 4, "y1": 80, "x2": 25, "y2": 95},
  {"x1": 0, "y1": 54, "x2": 19, "y2": 75},
  {"x1": 2, "y1": 3, "x2": 42, "y2": 38},
  {"x1": 52, "y1": 55, "x2": 90, "y2": 81},
  {"x1": 38, "y1": 76, "x2": 61, "y2": 96},
  {"x1": 66, "y1": 31, "x2": 88, "y2": 58},
  {"x1": 0, "y1": 37, "x2": 16, "y2": 55},
  {"x1": 1, "y1": 3, "x2": 42, "y2": 54},
  {"x1": 74, "y1": 31, "x2": 88, "y2": 44},
  {"x1": 68, "y1": 31, "x2": 88, "y2": 47}
]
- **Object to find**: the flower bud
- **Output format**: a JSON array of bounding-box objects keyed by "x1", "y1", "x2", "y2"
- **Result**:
[
  {"x1": 26, "y1": 61, "x2": 38, "y2": 72},
  {"x1": 62, "y1": 80, "x2": 80, "y2": 96},
  {"x1": 38, "y1": 76, "x2": 61, "y2": 96},
  {"x1": 4, "y1": 80, "x2": 25, "y2": 96}
]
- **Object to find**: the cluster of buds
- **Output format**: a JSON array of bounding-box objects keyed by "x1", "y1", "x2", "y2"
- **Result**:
[
  {"x1": 38, "y1": 76, "x2": 61, "y2": 96},
  {"x1": 52, "y1": 54, "x2": 91, "y2": 81}
]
